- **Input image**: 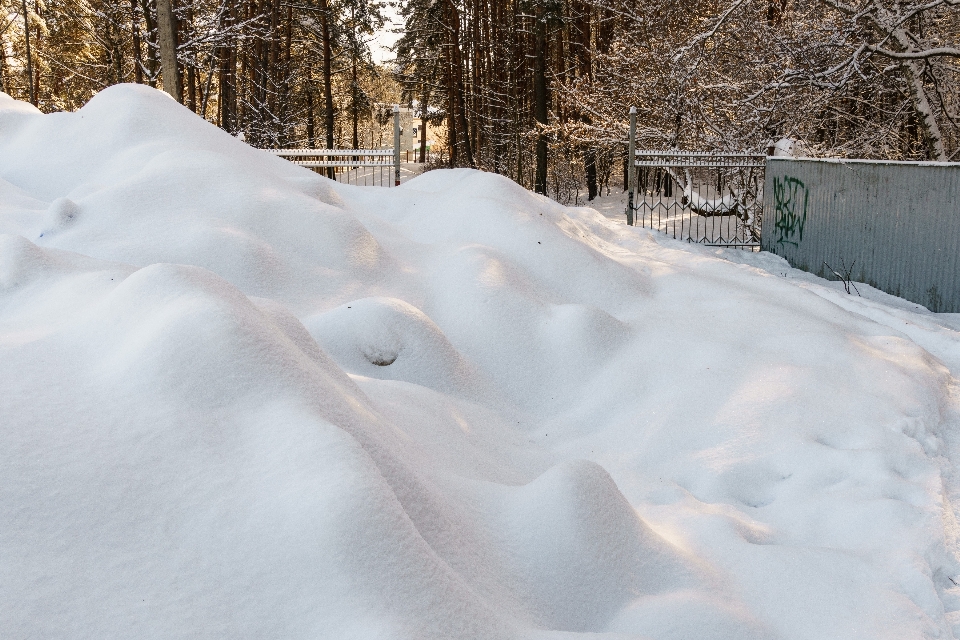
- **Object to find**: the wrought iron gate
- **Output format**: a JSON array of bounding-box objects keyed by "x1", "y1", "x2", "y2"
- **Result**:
[
  {"x1": 622, "y1": 109, "x2": 766, "y2": 250},
  {"x1": 627, "y1": 150, "x2": 766, "y2": 249}
]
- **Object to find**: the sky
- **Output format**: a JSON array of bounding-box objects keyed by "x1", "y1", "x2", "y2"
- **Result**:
[{"x1": 370, "y1": 4, "x2": 402, "y2": 64}]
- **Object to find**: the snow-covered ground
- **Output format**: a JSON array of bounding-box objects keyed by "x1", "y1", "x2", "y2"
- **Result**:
[{"x1": 2, "y1": 85, "x2": 959, "y2": 640}]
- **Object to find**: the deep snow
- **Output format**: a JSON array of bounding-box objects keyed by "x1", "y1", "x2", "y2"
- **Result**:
[{"x1": 2, "y1": 85, "x2": 959, "y2": 640}]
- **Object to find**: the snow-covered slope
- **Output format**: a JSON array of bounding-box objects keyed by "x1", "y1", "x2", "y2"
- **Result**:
[{"x1": 2, "y1": 85, "x2": 959, "y2": 640}]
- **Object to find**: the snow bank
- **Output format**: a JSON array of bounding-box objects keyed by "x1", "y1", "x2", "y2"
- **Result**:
[{"x1": 1, "y1": 85, "x2": 959, "y2": 640}]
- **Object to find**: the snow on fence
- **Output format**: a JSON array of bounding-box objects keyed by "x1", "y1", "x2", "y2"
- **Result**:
[
  {"x1": 268, "y1": 105, "x2": 402, "y2": 187},
  {"x1": 624, "y1": 109, "x2": 766, "y2": 249},
  {"x1": 761, "y1": 157, "x2": 960, "y2": 312}
]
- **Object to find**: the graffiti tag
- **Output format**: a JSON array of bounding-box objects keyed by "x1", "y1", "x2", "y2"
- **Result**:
[{"x1": 773, "y1": 175, "x2": 808, "y2": 248}]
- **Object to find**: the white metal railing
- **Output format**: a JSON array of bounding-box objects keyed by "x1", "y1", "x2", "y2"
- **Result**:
[
  {"x1": 268, "y1": 148, "x2": 394, "y2": 168},
  {"x1": 267, "y1": 106, "x2": 403, "y2": 186},
  {"x1": 267, "y1": 149, "x2": 393, "y2": 163},
  {"x1": 267, "y1": 148, "x2": 398, "y2": 186}
]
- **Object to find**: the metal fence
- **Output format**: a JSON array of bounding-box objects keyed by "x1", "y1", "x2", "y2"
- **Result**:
[
  {"x1": 400, "y1": 149, "x2": 441, "y2": 163},
  {"x1": 624, "y1": 109, "x2": 766, "y2": 249},
  {"x1": 266, "y1": 148, "x2": 399, "y2": 186},
  {"x1": 761, "y1": 157, "x2": 960, "y2": 312},
  {"x1": 267, "y1": 105, "x2": 402, "y2": 186},
  {"x1": 627, "y1": 151, "x2": 766, "y2": 248}
]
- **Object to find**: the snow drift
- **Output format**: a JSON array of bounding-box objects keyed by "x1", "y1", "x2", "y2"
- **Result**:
[{"x1": 1, "y1": 85, "x2": 959, "y2": 640}]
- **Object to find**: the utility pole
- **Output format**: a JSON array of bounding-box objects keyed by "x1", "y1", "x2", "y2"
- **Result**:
[
  {"x1": 21, "y1": 0, "x2": 36, "y2": 106},
  {"x1": 156, "y1": 0, "x2": 183, "y2": 102}
]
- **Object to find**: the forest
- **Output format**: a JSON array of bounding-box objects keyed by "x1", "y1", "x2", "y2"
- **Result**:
[{"x1": 2, "y1": 0, "x2": 958, "y2": 200}]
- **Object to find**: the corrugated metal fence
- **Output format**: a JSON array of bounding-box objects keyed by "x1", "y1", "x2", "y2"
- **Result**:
[{"x1": 760, "y1": 158, "x2": 960, "y2": 312}]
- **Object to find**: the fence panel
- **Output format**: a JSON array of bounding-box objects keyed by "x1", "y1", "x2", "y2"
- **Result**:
[
  {"x1": 761, "y1": 158, "x2": 960, "y2": 312},
  {"x1": 627, "y1": 150, "x2": 766, "y2": 249},
  {"x1": 266, "y1": 148, "x2": 398, "y2": 187}
]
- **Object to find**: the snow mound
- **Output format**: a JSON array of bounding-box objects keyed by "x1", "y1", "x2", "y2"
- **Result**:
[
  {"x1": 0, "y1": 90, "x2": 42, "y2": 117},
  {"x1": 0, "y1": 84, "x2": 374, "y2": 306},
  {"x1": 304, "y1": 296, "x2": 491, "y2": 399},
  {"x1": 488, "y1": 459, "x2": 699, "y2": 631},
  {"x1": 1, "y1": 85, "x2": 959, "y2": 640},
  {"x1": 1, "y1": 233, "x2": 65, "y2": 289}
]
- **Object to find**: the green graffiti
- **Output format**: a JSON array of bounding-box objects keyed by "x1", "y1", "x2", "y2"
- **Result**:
[
  {"x1": 927, "y1": 286, "x2": 942, "y2": 313},
  {"x1": 773, "y1": 175, "x2": 808, "y2": 248}
]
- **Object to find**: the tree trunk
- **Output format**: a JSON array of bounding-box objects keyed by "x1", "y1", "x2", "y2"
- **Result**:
[
  {"x1": 131, "y1": 0, "x2": 144, "y2": 83},
  {"x1": 31, "y1": 0, "x2": 41, "y2": 104},
  {"x1": 250, "y1": 3, "x2": 265, "y2": 144},
  {"x1": 585, "y1": 148, "x2": 597, "y2": 200},
  {"x1": 0, "y1": 35, "x2": 7, "y2": 94},
  {"x1": 573, "y1": 0, "x2": 596, "y2": 200},
  {"x1": 352, "y1": 44, "x2": 359, "y2": 149},
  {"x1": 156, "y1": 0, "x2": 182, "y2": 102},
  {"x1": 533, "y1": 5, "x2": 548, "y2": 195},
  {"x1": 185, "y1": 2, "x2": 196, "y2": 111},
  {"x1": 268, "y1": 0, "x2": 281, "y2": 129},
  {"x1": 307, "y1": 88, "x2": 316, "y2": 148},
  {"x1": 446, "y1": 0, "x2": 475, "y2": 167},
  {"x1": 889, "y1": 26, "x2": 946, "y2": 161},
  {"x1": 21, "y1": 0, "x2": 36, "y2": 106},
  {"x1": 220, "y1": 2, "x2": 237, "y2": 132},
  {"x1": 445, "y1": 43, "x2": 458, "y2": 167},
  {"x1": 279, "y1": 4, "x2": 293, "y2": 146},
  {"x1": 142, "y1": 0, "x2": 160, "y2": 87},
  {"x1": 419, "y1": 88, "x2": 429, "y2": 163},
  {"x1": 319, "y1": 0, "x2": 335, "y2": 176}
]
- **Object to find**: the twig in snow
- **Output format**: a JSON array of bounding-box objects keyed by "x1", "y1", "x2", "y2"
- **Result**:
[{"x1": 823, "y1": 260, "x2": 861, "y2": 296}]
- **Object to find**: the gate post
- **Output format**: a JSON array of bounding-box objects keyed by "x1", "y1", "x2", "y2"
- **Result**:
[
  {"x1": 626, "y1": 107, "x2": 636, "y2": 226},
  {"x1": 393, "y1": 105, "x2": 401, "y2": 186}
]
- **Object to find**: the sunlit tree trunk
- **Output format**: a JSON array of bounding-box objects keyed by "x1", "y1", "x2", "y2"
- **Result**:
[
  {"x1": 156, "y1": 0, "x2": 183, "y2": 102},
  {"x1": 131, "y1": 0, "x2": 144, "y2": 83},
  {"x1": 22, "y1": 0, "x2": 36, "y2": 105}
]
